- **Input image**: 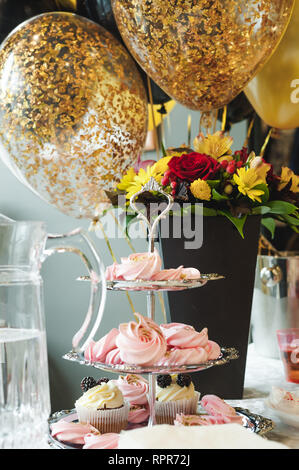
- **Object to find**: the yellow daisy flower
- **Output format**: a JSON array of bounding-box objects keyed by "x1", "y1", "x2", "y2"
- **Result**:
[
  {"x1": 152, "y1": 156, "x2": 173, "y2": 177},
  {"x1": 125, "y1": 166, "x2": 158, "y2": 199},
  {"x1": 233, "y1": 167, "x2": 265, "y2": 202},
  {"x1": 117, "y1": 167, "x2": 136, "y2": 191},
  {"x1": 190, "y1": 178, "x2": 211, "y2": 201},
  {"x1": 278, "y1": 167, "x2": 299, "y2": 193},
  {"x1": 193, "y1": 131, "x2": 233, "y2": 160},
  {"x1": 249, "y1": 154, "x2": 271, "y2": 183}
]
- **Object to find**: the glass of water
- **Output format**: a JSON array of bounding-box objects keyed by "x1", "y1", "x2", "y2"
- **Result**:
[{"x1": 0, "y1": 220, "x2": 106, "y2": 448}]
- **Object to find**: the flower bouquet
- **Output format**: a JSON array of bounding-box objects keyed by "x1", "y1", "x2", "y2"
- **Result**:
[{"x1": 106, "y1": 131, "x2": 299, "y2": 239}]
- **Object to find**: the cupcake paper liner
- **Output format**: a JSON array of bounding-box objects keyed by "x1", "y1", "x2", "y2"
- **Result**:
[
  {"x1": 155, "y1": 391, "x2": 200, "y2": 425},
  {"x1": 76, "y1": 401, "x2": 130, "y2": 433}
]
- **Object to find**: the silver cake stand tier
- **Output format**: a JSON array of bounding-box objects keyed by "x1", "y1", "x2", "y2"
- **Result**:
[
  {"x1": 63, "y1": 347, "x2": 239, "y2": 375},
  {"x1": 63, "y1": 179, "x2": 236, "y2": 428},
  {"x1": 48, "y1": 406, "x2": 274, "y2": 449},
  {"x1": 77, "y1": 273, "x2": 224, "y2": 291}
]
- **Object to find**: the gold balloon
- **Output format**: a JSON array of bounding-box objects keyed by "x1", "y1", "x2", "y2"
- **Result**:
[
  {"x1": 111, "y1": 0, "x2": 294, "y2": 112},
  {"x1": 0, "y1": 12, "x2": 148, "y2": 219},
  {"x1": 245, "y1": 2, "x2": 299, "y2": 129}
]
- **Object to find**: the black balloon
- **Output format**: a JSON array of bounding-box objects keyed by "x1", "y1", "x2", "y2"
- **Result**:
[
  {"x1": 218, "y1": 92, "x2": 255, "y2": 131},
  {"x1": 73, "y1": 0, "x2": 171, "y2": 105},
  {"x1": 0, "y1": 0, "x2": 58, "y2": 44}
]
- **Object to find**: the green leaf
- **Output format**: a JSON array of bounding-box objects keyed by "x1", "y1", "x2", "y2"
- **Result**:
[
  {"x1": 218, "y1": 210, "x2": 247, "y2": 238},
  {"x1": 253, "y1": 183, "x2": 269, "y2": 203},
  {"x1": 202, "y1": 207, "x2": 218, "y2": 216},
  {"x1": 251, "y1": 206, "x2": 271, "y2": 215},
  {"x1": 279, "y1": 214, "x2": 299, "y2": 226},
  {"x1": 266, "y1": 200, "x2": 298, "y2": 215},
  {"x1": 212, "y1": 188, "x2": 229, "y2": 201},
  {"x1": 206, "y1": 179, "x2": 220, "y2": 189},
  {"x1": 261, "y1": 217, "x2": 276, "y2": 239}
]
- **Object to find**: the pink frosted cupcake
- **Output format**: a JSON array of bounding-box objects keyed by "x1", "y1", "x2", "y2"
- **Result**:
[
  {"x1": 75, "y1": 378, "x2": 129, "y2": 433},
  {"x1": 116, "y1": 313, "x2": 167, "y2": 366},
  {"x1": 114, "y1": 374, "x2": 149, "y2": 424},
  {"x1": 155, "y1": 374, "x2": 200, "y2": 425}
]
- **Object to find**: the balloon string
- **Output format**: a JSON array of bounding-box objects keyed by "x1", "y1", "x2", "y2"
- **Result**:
[
  {"x1": 221, "y1": 105, "x2": 227, "y2": 132},
  {"x1": 146, "y1": 75, "x2": 160, "y2": 160},
  {"x1": 243, "y1": 116, "x2": 255, "y2": 148},
  {"x1": 187, "y1": 115, "x2": 192, "y2": 147},
  {"x1": 260, "y1": 127, "x2": 273, "y2": 158},
  {"x1": 213, "y1": 109, "x2": 218, "y2": 133},
  {"x1": 97, "y1": 218, "x2": 135, "y2": 313}
]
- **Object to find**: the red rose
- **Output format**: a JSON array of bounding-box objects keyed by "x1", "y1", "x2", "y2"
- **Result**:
[{"x1": 168, "y1": 153, "x2": 220, "y2": 182}]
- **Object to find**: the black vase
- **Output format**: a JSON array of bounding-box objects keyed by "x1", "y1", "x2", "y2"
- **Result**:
[{"x1": 159, "y1": 214, "x2": 261, "y2": 399}]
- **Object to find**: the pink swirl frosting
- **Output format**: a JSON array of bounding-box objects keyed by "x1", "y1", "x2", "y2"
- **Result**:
[
  {"x1": 157, "y1": 346, "x2": 209, "y2": 366},
  {"x1": 83, "y1": 433, "x2": 119, "y2": 449},
  {"x1": 51, "y1": 420, "x2": 99, "y2": 445},
  {"x1": 160, "y1": 323, "x2": 209, "y2": 349},
  {"x1": 84, "y1": 328, "x2": 119, "y2": 363},
  {"x1": 105, "y1": 249, "x2": 162, "y2": 281},
  {"x1": 105, "y1": 348, "x2": 124, "y2": 365},
  {"x1": 152, "y1": 267, "x2": 201, "y2": 281},
  {"x1": 174, "y1": 413, "x2": 243, "y2": 426},
  {"x1": 205, "y1": 340, "x2": 221, "y2": 360},
  {"x1": 116, "y1": 313, "x2": 167, "y2": 365},
  {"x1": 114, "y1": 374, "x2": 149, "y2": 405},
  {"x1": 128, "y1": 405, "x2": 150, "y2": 424},
  {"x1": 201, "y1": 394, "x2": 238, "y2": 418}
]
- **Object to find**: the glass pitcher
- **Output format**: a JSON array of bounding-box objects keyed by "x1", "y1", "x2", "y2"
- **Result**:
[{"x1": 0, "y1": 219, "x2": 106, "y2": 449}]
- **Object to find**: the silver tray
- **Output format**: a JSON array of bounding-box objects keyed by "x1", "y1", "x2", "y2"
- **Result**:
[
  {"x1": 48, "y1": 405, "x2": 274, "y2": 449},
  {"x1": 77, "y1": 273, "x2": 224, "y2": 291},
  {"x1": 63, "y1": 347, "x2": 239, "y2": 375}
]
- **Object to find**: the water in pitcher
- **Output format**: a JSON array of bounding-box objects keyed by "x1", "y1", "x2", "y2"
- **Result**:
[{"x1": 0, "y1": 328, "x2": 50, "y2": 449}]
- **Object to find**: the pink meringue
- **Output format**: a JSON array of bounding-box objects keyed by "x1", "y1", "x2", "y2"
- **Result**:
[
  {"x1": 84, "y1": 328, "x2": 119, "y2": 363},
  {"x1": 114, "y1": 374, "x2": 149, "y2": 405},
  {"x1": 152, "y1": 267, "x2": 201, "y2": 281},
  {"x1": 128, "y1": 405, "x2": 150, "y2": 424},
  {"x1": 83, "y1": 432, "x2": 119, "y2": 449},
  {"x1": 157, "y1": 346, "x2": 209, "y2": 366},
  {"x1": 105, "y1": 348, "x2": 124, "y2": 365},
  {"x1": 51, "y1": 419, "x2": 99, "y2": 445},
  {"x1": 174, "y1": 413, "x2": 243, "y2": 426},
  {"x1": 116, "y1": 313, "x2": 167, "y2": 366},
  {"x1": 205, "y1": 340, "x2": 221, "y2": 360},
  {"x1": 160, "y1": 323, "x2": 209, "y2": 349},
  {"x1": 105, "y1": 249, "x2": 162, "y2": 281},
  {"x1": 201, "y1": 394, "x2": 238, "y2": 418}
]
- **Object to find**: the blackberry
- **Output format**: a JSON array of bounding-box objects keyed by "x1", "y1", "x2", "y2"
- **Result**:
[
  {"x1": 157, "y1": 374, "x2": 172, "y2": 388},
  {"x1": 96, "y1": 377, "x2": 110, "y2": 386},
  {"x1": 80, "y1": 376, "x2": 97, "y2": 392},
  {"x1": 176, "y1": 374, "x2": 192, "y2": 388}
]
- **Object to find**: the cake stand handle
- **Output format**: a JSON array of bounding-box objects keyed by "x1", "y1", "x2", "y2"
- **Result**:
[{"x1": 148, "y1": 374, "x2": 157, "y2": 427}]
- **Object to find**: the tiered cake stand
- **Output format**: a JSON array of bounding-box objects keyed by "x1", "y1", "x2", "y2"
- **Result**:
[{"x1": 63, "y1": 178, "x2": 239, "y2": 427}]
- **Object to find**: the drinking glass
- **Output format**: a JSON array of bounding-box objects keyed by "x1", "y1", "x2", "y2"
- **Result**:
[
  {"x1": 277, "y1": 328, "x2": 299, "y2": 384},
  {"x1": 0, "y1": 220, "x2": 106, "y2": 448}
]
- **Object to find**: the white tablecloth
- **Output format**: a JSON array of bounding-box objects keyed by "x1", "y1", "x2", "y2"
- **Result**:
[{"x1": 228, "y1": 343, "x2": 299, "y2": 449}]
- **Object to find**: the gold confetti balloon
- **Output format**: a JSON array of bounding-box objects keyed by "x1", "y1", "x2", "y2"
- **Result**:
[
  {"x1": 0, "y1": 12, "x2": 148, "y2": 218},
  {"x1": 111, "y1": 0, "x2": 294, "y2": 111}
]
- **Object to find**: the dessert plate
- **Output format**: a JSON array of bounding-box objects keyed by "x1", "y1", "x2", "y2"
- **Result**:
[
  {"x1": 265, "y1": 400, "x2": 299, "y2": 429},
  {"x1": 48, "y1": 406, "x2": 274, "y2": 449},
  {"x1": 63, "y1": 347, "x2": 239, "y2": 375},
  {"x1": 77, "y1": 273, "x2": 224, "y2": 291}
]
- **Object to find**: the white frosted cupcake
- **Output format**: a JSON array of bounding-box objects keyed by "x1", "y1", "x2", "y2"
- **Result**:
[
  {"x1": 155, "y1": 374, "x2": 200, "y2": 425},
  {"x1": 75, "y1": 377, "x2": 129, "y2": 433}
]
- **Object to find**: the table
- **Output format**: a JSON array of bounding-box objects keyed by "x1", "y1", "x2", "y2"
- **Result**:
[{"x1": 228, "y1": 343, "x2": 299, "y2": 449}]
